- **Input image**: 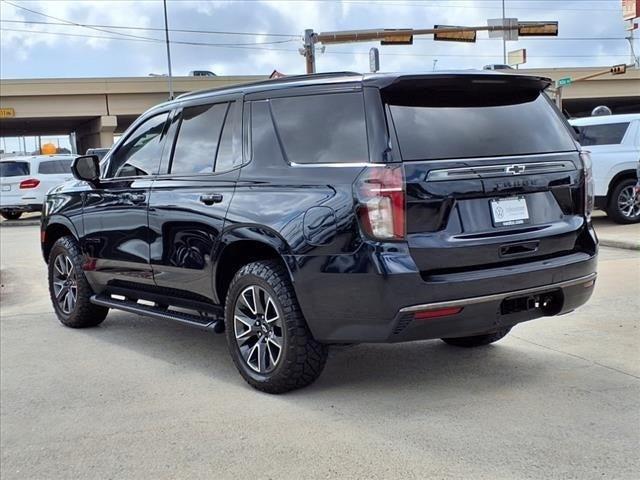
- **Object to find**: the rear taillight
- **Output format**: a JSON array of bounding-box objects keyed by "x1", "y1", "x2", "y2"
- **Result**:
[
  {"x1": 19, "y1": 178, "x2": 40, "y2": 189},
  {"x1": 580, "y1": 150, "x2": 594, "y2": 220},
  {"x1": 354, "y1": 165, "x2": 405, "y2": 241}
]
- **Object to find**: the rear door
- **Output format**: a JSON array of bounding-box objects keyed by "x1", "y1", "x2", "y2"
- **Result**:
[
  {"x1": 573, "y1": 121, "x2": 634, "y2": 197},
  {"x1": 82, "y1": 111, "x2": 170, "y2": 289},
  {"x1": 382, "y1": 75, "x2": 584, "y2": 277},
  {"x1": 0, "y1": 160, "x2": 31, "y2": 207},
  {"x1": 148, "y1": 97, "x2": 242, "y2": 301}
]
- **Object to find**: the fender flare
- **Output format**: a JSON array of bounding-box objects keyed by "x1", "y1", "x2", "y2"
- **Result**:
[{"x1": 212, "y1": 224, "x2": 296, "y2": 302}]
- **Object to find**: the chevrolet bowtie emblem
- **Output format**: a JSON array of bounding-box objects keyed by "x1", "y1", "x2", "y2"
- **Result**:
[{"x1": 505, "y1": 164, "x2": 526, "y2": 175}]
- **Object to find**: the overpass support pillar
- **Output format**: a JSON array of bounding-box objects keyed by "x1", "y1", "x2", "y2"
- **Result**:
[{"x1": 75, "y1": 115, "x2": 117, "y2": 154}]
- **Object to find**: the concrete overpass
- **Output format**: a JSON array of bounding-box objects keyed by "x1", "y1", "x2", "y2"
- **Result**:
[
  {"x1": 1, "y1": 67, "x2": 639, "y2": 152},
  {"x1": 0, "y1": 75, "x2": 266, "y2": 153}
]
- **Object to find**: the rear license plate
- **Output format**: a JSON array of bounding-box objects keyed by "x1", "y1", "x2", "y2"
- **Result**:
[
  {"x1": 1, "y1": 185, "x2": 10, "y2": 191},
  {"x1": 490, "y1": 196, "x2": 529, "y2": 227}
]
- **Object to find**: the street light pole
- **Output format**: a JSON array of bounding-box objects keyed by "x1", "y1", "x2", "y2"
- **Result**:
[
  {"x1": 501, "y1": 0, "x2": 507, "y2": 64},
  {"x1": 303, "y1": 29, "x2": 316, "y2": 74},
  {"x1": 163, "y1": 0, "x2": 174, "y2": 100}
]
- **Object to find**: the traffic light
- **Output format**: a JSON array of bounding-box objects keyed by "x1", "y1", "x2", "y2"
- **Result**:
[{"x1": 610, "y1": 64, "x2": 627, "y2": 75}]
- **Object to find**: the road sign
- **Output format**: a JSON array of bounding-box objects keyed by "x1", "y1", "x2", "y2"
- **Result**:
[
  {"x1": 369, "y1": 48, "x2": 380, "y2": 73},
  {"x1": 488, "y1": 18, "x2": 519, "y2": 41},
  {"x1": 507, "y1": 48, "x2": 527, "y2": 66},
  {"x1": 0, "y1": 108, "x2": 15, "y2": 118},
  {"x1": 557, "y1": 77, "x2": 572, "y2": 87}
]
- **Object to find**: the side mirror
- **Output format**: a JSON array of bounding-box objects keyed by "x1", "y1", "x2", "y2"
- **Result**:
[{"x1": 71, "y1": 155, "x2": 100, "y2": 186}]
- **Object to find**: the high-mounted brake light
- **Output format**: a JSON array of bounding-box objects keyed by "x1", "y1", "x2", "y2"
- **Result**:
[
  {"x1": 19, "y1": 178, "x2": 40, "y2": 189},
  {"x1": 354, "y1": 165, "x2": 405, "y2": 240},
  {"x1": 580, "y1": 150, "x2": 594, "y2": 220}
]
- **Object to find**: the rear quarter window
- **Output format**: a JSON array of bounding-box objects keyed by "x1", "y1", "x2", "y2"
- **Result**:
[
  {"x1": 0, "y1": 162, "x2": 30, "y2": 177},
  {"x1": 574, "y1": 122, "x2": 629, "y2": 146},
  {"x1": 269, "y1": 92, "x2": 369, "y2": 164},
  {"x1": 38, "y1": 159, "x2": 73, "y2": 174}
]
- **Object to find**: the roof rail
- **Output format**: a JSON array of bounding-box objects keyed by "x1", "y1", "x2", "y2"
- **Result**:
[{"x1": 176, "y1": 71, "x2": 361, "y2": 100}]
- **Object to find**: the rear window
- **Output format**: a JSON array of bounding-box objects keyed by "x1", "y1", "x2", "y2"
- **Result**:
[
  {"x1": 574, "y1": 122, "x2": 629, "y2": 146},
  {"x1": 38, "y1": 159, "x2": 73, "y2": 174},
  {"x1": 269, "y1": 92, "x2": 369, "y2": 164},
  {"x1": 387, "y1": 91, "x2": 576, "y2": 161},
  {"x1": 0, "y1": 162, "x2": 30, "y2": 177}
]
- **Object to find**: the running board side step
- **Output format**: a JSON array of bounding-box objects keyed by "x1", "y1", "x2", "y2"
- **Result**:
[{"x1": 90, "y1": 294, "x2": 225, "y2": 333}]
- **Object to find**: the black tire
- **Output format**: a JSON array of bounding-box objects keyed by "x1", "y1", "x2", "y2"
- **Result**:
[
  {"x1": 1, "y1": 211, "x2": 22, "y2": 221},
  {"x1": 442, "y1": 327, "x2": 511, "y2": 348},
  {"x1": 224, "y1": 260, "x2": 328, "y2": 394},
  {"x1": 606, "y1": 178, "x2": 640, "y2": 224},
  {"x1": 48, "y1": 236, "x2": 109, "y2": 328}
]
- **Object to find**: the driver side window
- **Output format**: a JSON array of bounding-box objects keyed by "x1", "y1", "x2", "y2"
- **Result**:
[{"x1": 108, "y1": 113, "x2": 169, "y2": 178}]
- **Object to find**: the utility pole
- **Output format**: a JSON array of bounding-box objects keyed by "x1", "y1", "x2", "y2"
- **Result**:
[
  {"x1": 162, "y1": 0, "x2": 174, "y2": 100},
  {"x1": 501, "y1": 0, "x2": 507, "y2": 64},
  {"x1": 303, "y1": 29, "x2": 316, "y2": 74}
]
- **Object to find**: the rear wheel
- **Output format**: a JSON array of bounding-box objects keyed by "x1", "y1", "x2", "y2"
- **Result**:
[
  {"x1": 441, "y1": 327, "x2": 511, "y2": 348},
  {"x1": 1, "y1": 211, "x2": 22, "y2": 220},
  {"x1": 224, "y1": 260, "x2": 328, "y2": 394},
  {"x1": 48, "y1": 236, "x2": 109, "y2": 328},
  {"x1": 607, "y1": 178, "x2": 640, "y2": 224}
]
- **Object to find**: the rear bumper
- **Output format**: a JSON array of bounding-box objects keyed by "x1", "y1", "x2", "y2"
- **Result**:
[
  {"x1": 290, "y1": 226, "x2": 598, "y2": 343},
  {"x1": 0, "y1": 204, "x2": 42, "y2": 213}
]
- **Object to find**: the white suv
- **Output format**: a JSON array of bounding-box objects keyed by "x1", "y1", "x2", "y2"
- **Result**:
[
  {"x1": 0, "y1": 155, "x2": 76, "y2": 220},
  {"x1": 569, "y1": 114, "x2": 640, "y2": 224}
]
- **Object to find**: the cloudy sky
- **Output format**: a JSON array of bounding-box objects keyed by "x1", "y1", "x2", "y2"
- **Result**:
[{"x1": 0, "y1": 0, "x2": 637, "y2": 78}]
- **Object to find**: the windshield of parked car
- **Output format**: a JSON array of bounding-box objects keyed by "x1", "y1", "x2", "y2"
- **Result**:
[
  {"x1": 0, "y1": 161, "x2": 30, "y2": 177},
  {"x1": 385, "y1": 86, "x2": 576, "y2": 161}
]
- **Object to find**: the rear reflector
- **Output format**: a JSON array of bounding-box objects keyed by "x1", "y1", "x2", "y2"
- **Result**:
[
  {"x1": 413, "y1": 307, "x2": 463, "y2": 320},
  {"x1": 19, "y1": 178, "x2": 40, "y2": 189}
]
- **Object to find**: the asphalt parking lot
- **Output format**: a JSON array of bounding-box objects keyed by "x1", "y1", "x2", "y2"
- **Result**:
[{"x1": 1, "y1": 224, "x2": 639, "y2": 479}]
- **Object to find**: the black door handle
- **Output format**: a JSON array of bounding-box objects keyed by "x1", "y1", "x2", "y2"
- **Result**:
[
  {"x1": 199, "y1": 193, "x2": 223, "y2": 205},
  {"x1": 127, "y1": 192, "x2": 147, "y2": 204}
]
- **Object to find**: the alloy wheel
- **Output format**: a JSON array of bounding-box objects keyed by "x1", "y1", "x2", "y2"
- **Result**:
[
  {"x1": 52, "y1": 254, "x2": 78, "y2": 315},
  {"x1": 233, "y1": 285, "x2": 284, "y2": 374},
  {"x1": 617, "y1": 185, "x2": 640, "y2": 219}
]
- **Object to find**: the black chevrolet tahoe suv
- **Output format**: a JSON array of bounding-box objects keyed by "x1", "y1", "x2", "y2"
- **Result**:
[{"x1": 41, "y1": 72, "x2": 598, "y2": 393}]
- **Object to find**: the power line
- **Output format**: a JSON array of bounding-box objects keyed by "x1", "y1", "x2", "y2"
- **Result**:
[
  {"x1": 0, "y1": 27, "x2": 298, "y2": 49},
  {"x1": 1, "y1": 27, "x2": 632, "y2": 58},
  {"x1": 0, "y1": 19, "x2": 300, "y2": 38},
  {"x1": 1, "y1": 0, "x2": 161, "y2": 42},
  {"x1": 223, "y1": 0, "x2": 622, "y2": 12}
]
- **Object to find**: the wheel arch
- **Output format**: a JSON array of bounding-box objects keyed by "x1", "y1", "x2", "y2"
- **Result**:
[
  {"x1": 42, "y1": 216, "x2": 79, "y2": 263},
  {"x1": 606, "y1": 169, "x2": 638, "y2": 204},
  {"x1": 214, "y1": 226, "x2": 295, "y2": 305}
]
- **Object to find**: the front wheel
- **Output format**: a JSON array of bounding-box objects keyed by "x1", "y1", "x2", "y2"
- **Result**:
[
  {"x1": 441, "y1": 327, "x2": 511, "y2": 348},
  {"x1": 607, "y1": 178, "x2": 640, "y2": 224},
  {"x1": 48, "y1": 236, "x2": 109, "y2": 328},
  {"x1": 1, "y1": 211, "x2": 22, "y2": 221},
  {"x1": 224, "y1": 260, "x2": 328, "y2": 394}
]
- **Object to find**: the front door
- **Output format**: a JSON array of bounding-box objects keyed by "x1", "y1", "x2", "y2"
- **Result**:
[
  {"x1": 149, "y1": 99, "x2": 243, "y2": 302},
  {"x1": 82, "y1": 111, "x2": 170, "y2": 290}
]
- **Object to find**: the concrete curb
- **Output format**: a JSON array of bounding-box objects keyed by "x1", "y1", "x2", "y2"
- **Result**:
[
  {"x1": 599, "y1": 238, "x2": 640, "y2": 251},
  {"x1": 0, "y1": 220, "x2": 41, "y2": 228}
]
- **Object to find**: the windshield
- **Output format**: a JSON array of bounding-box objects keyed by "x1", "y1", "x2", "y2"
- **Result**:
[
  {"x1": 386, "y1": 89, "x2": 576, "y2": 161},
  {"x1": 0, "y1": 162, "x2": 30, "y2": 177}
]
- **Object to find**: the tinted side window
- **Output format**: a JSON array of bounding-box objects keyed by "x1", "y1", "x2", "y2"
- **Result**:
[
  {"x1": 110, "y1": 113, "x2": 169, "y2": 177},
  {"x1": 38, "y1": 159, "x2": 72, "y2": 174},
  {"x1": 269, "y1": 92, "x2": 369, "y2": 164},
  {"x1": 215, "y1": 101, "x2": 242, "y2": 172},
  {"x1": 577, "y1": 123, "x2": 629, "y2": 146},
  {"x1": 171, "y1": 103, "x2": 228, "y2": 174},
  {"x1": 0, "y1": 162, "x2": 30, "y2": 177}
]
